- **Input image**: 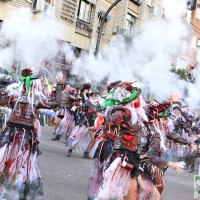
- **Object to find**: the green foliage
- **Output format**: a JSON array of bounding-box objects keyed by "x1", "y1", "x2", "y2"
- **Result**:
[{"x1": 170, "y1": 68, "x2": 187, "y2": 80}]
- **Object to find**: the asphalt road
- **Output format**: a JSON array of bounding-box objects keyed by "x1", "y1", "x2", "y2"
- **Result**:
[{"x1": 39, "y1": 126, "x2": 198, "y2": 200}]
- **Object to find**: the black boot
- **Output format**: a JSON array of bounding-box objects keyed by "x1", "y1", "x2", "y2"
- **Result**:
[
  {"x1": 83, "y1": 152, "x2": 91, "y2": 159},
  {"x1": 51, "y1": 135, "x2": 61, "y2": 141},
  {"x1": 67, "y1": 149, "x2": 72, "y2": 157},
  {"x1": 188, "y1": 165, "x2": 194, "y2": 173},
  {"x1": 184, "y1": 161, "x2": 189, "y2": 170},
  {"x1": 37, "y1": 147, "x2": 42, "y2": 156}
]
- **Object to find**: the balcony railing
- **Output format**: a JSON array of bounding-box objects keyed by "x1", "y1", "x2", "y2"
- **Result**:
[{"x1": 76, "y1": 19, "x2": 92, "y2": 32}]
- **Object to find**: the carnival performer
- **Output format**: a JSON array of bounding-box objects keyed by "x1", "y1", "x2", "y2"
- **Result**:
[
  {"x1": 138, "y1": 98, "x2": 195, "y2": 200},
  {"x1": 51, "y1": 80, "x2": 78, "y2": 141},
  {"x1": 87, "y1": 80, "x2": 121, "y2": 200},
  {"x1": 168, "y1": 101, "x2": 196, "y2": 171},
  {"x1": 92, "y1": 81, "x2": 145, "y2": 200},
  {"x1": 0, "y1": 68, "x2": 58, "y2": 200},
  {"x1": 66, "y1": 90, "x2": 101, "y2": 158},
  {"x1": 80, "y1": 83, "x2": 91, "y2": 103},
  {"x1": 170, "y1": 103, "x2": 192, "y2": 139}
]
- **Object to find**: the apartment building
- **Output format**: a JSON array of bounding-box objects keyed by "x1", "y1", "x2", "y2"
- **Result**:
[
  {"x1": 139, "y1": 0, "x2": 163, "y2": 24},
  {"x1": 189, "y1": 0, "x2": 200, "y2": 64},
  {"x1": 172, "y1": 0, "x2": 198, "y2": 71},
  {"x1": 0, "y1": 0, "x2": 142, "y2": 52}
]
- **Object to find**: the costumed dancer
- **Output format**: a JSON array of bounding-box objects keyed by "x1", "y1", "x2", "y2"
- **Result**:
[
  {"x1": 170, "y1": 103, "x2": 192, "y2": 139},
  {"x1": 80, "y1": 83, "x2": 90, "y2": 103},
  {"x1": 138, "y1": 97, "x2": 195, "y2": 200},
  {"x1": 66, "y1": 90, "x2": 102, "y2": 158},
  {"x1": 87, "y1": 80, "x2": 122, "y2": 200},
  {"x1": 0, "y1": 68, "x2": 58, "y2": 200},
  {"x1": 82, "y1": 90, "x2": 102, "y2": 158},
  {"x1": 169, "y1": 100, "x2": 194, "y2": 170},
  {"x1": 93, "y1": 81, "x2": 145, "y2": 200},
  {"x1": 65, "y1": 83, "x2": 91, "y2": 156},
  {"x1": 51, "y1": 78, "x2": 78, "y2": 141}
]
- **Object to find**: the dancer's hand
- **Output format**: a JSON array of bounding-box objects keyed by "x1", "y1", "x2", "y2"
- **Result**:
[
  {"x1": 166, "y1": 92, "x2": 182, "y2": 103},
  {"x1": 167, "y1": 161, "x2": 185, "y2": 173},
  {"x1": 56, "y1": 71, "x2": 64, "y2": 84}
]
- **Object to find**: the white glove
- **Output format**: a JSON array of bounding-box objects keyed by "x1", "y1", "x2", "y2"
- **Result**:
[
  {"x1": 168, "y1": 161, "x2": 185, "y2": 173},
  {"x1": 5, "y1": 75, "x2": 12, "y2": 80},
  {"x1": 71, "y1": 106, "x2": 77, "y2": 112}
]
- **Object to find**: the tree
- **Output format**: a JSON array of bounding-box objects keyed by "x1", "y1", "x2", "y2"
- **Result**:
[{"x1": 170, "y1": 68, "x2": 187, "y2": 80}]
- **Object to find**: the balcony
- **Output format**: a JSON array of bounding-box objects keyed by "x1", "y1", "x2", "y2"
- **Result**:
[{"x1": 76, "y1": 19, "x2": 92, "y2": 32}]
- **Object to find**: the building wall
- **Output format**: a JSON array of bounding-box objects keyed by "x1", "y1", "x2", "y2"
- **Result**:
[
  {"x1": 0, "y1": 2, "x2": 19, "y2": 20},
  {"x1": 8, "y1": 0, "x2": 31, "y2": 8},
  {"x1": 190, "y1": 0, "x2": 200, "y2": 64},
  {"x1": 90, "y1": 0, "x2": 118, "y2": 51},
  {"x1": 138, "y1": 0, "x2": 163, "y2": 26},
  {"x1": 0, "y1": 0, "x2": 141, "y2": 51}
]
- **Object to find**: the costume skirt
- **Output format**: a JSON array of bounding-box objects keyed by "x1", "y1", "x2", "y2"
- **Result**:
[
  {"x1": 66, "y1": 125, "x2": 88, "y2": 149},
  {"x1": 0, "y1": 122, "x2": 43, "y2": 200},
  {"x1": 66, "y1": 123, "x2": 102, "y2": 157},
  {"x1": 88, "y1": 158, "x2": 104, "y2": 200},
  {"x1": 94, "y1": 157, "x2": 131, "y2": 200},
  {"x1": 55, "y1": 108, "x2": 74, "y2": 136}
]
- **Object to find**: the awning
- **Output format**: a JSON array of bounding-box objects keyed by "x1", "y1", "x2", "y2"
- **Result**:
[{"x1": 86, "y1": 0, "x2": 96, "y2": 5}]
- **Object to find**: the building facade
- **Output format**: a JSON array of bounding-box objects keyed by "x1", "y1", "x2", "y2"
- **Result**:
[
  {"x1": 1, "y1": 0, "x2": 196, "y2": 60},
  {"x1": 173, "y1": 0, "x2": 199, "y2": 71},
  {"x1": 0, "y1": 0, "x2": 143, "y2": 52},
  {"x1": 190, "y1": 0, "x2": 200, "y2": 64}
]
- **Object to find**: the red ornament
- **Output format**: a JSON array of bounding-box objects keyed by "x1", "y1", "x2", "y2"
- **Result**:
[{"x1": 87, "y1": 110, "x2": 93, "y2": 114}]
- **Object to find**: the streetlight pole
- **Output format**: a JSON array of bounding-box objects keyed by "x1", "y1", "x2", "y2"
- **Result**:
[{"x1": 94, "y1": 0, "x2": 122, "y2": 57}]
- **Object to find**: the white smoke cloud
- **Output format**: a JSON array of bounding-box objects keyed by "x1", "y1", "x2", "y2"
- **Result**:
[
  {"x1": 0, "y1": 7, "x2": 62, "y2": 70},
  {"x1": 0, "y1": 1, "x2": 199, "y2": 108},
  {"x1": 72, "y1": 0, "x2": 198, "y2": 106}
]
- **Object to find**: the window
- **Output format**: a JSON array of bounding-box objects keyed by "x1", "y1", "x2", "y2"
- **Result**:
[
  {"x1": 196, "y1": 4, "x2": 200, "y2": 19},
  {"x1": 125, "y1": 14, "x2": 136, "y2": 37},
  {"x1": 181, "y1": 40, "x2": 187, "y2": 54},
  {"x1": 147, "y1": 0, "x2": 152, "y2": 7},
  {"x1": 186, "y1": 10, "x2": 192, "y2": 23},
  {"x1": 192, "y1": 35, "x2": 197, "y2": 48},
  {"x1": 150, "y1": 6, "x2": 158, "y2": 16},
  {"x1": 78, "y1": 0, "x2": 92, "y2": 23}
]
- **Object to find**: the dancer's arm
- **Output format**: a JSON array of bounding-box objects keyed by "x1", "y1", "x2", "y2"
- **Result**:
[{"x1": 148, "y1": 134, "x2": 168, "y2": 168}]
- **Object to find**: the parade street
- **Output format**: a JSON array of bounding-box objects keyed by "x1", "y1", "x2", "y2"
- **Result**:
[{"x1": 39, "y1": 126, "x2": 196, "y2": 200}]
